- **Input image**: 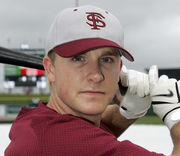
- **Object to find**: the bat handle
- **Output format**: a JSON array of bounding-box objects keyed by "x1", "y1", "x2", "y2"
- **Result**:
[{"x1": 118, "y1": 80, "x2": 128, "y2": 96}]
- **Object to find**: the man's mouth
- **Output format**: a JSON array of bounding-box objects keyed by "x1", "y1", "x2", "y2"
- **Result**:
[{"x1": 80, "y1": 91, "x2": 105, "y2": 96}]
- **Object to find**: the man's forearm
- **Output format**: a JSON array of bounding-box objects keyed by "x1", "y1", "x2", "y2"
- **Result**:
[
  {"x1": 101, "y1": 104, "x2": 137, "y2": 137},
  {"x1": 170, "y1": 121, "x2": 180, "y2": 156}
]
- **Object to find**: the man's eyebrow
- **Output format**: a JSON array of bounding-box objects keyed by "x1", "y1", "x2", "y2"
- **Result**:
[{"x1": 101, "y1": 50, "x2": 121, "y2": 57}]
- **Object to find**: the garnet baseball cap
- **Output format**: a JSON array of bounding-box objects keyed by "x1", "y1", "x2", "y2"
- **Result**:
[{"x1": 45, "y1": 5, "x2": 134, "y2": 62}]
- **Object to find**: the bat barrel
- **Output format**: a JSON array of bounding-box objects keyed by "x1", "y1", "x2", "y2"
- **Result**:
[{"x1": 0, "y1": 47, "x2": 44, "y2": 70}]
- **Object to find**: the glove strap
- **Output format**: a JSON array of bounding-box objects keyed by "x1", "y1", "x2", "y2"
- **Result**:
[{"x1": 164, "y1": 108, "x2": 180, "y2": 129}]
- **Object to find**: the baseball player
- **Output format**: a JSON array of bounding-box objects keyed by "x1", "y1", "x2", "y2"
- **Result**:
[{"x1": 5, "y1": 5, "x2": 180, "y2": 156}]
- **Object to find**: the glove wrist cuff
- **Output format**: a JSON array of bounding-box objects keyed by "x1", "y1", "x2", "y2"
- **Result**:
[
  {"x1": 164, "y1": 108, "x2": 180, "y2": 130},
  {"x1": 120, "y1": 107, "x2": 147, "y2": 119}
]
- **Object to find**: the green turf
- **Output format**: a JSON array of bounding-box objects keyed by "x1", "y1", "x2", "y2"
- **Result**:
[
  {"x1": 0, "y1": 94, "x2": 164, "y2": 125},
  {"x1": 0, "y1": 94, "x2": 49, "y2": 105},
  {"x1": 135, "y1": 116, "x2": 164, "y2": 125}
]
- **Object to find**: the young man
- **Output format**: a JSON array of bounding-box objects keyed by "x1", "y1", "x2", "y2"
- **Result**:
[{"x1": 5, "y1": 5, "x2": 180, "y2": 156}]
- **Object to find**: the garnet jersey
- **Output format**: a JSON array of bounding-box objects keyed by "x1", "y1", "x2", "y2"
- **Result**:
[{"x1": 5, "y1": 103, "x2": 164, "y2": 156}]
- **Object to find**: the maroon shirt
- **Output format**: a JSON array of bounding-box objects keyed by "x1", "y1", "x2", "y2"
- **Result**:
[{"x1": 5, "y1": 102, "x2": 164, "y2": 156}]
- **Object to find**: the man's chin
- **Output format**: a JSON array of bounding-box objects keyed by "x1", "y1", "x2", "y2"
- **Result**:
[{"x1": 81, "y1": 104, "x2": 107, "y2": 116}]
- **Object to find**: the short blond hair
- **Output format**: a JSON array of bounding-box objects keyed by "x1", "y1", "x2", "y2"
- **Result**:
[{"x1": 48, "y1": 50, "x2": 56, "y2": 63}]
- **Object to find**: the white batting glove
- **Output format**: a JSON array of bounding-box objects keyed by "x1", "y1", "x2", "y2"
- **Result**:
[
  {"x1": 151, "y1": 75, "x2": 180, "y2": 129},
  {"x1": 115, "y1": 65, "x2": 158, "y2": 119}
]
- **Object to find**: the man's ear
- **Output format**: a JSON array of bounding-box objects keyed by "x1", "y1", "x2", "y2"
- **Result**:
[{"x1": 43, "y1": 56, "x2": 55, "y2": 83}]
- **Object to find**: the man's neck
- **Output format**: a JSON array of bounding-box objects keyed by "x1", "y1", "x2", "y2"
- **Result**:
[{"x1": 47, "y1": 95, "x2": 102, "y2": 127}]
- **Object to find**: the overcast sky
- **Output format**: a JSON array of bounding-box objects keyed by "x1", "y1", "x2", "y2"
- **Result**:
[{"x1": 0, "y1": 0, "x2": 180, "y2": 71}]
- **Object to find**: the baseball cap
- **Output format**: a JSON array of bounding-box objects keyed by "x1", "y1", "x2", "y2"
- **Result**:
[{"x1": 45, "y1": 5, "x2": 134, "y2": 62}]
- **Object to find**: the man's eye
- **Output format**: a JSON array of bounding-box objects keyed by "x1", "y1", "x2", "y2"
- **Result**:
[
  {"x1": 72, "y1": 56, "x2": 84, "y2": 62},
  {"x1": 101, "y1": 57, "x2": 113, "y2": 63}
]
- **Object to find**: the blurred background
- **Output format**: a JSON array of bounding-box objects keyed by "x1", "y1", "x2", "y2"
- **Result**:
[
  {"x1": 0, "y1": 0, "x2": 180, "y2": 122},
  {"x1": 0, "y1": 0, "x2": 179, "y2": 155}
]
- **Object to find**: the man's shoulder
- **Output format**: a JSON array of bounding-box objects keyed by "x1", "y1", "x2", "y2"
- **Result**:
[{"x1": 7, "y1": 102, "x2": 164, "y2": 156}]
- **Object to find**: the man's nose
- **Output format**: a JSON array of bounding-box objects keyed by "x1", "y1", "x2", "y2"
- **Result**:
[{"x1": 87, "y1": 62, "x2": 104, "y2": 83}]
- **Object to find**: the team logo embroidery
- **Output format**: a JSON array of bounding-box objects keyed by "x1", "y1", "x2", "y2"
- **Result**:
[{"x1": 86, "y1": 12, "x2": 106, "y2": 30}]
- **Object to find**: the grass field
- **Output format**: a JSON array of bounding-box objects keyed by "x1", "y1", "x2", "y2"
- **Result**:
[
  {"x1": 0, "y1": 94, "x2": 164, "y2": 125},
  {"x1": 0, "y1": 94, "x2": 49, "y2": 105},
  {"x1": 135, "y1": 115, "x2": 164, "y2": 125}
]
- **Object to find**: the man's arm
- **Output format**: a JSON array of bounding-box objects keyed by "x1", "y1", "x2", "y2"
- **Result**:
[
  {"x1": 150, "y1": 75, "x2": 180, "y2": 156},
  {"x1": 101, "y1": 104, "x2": 137, "y2": 137},
  {"x1": 101, "y1": 65, "x2": 157, "y2": 137},
  {"x1": 171, "y1": 122, "x2": 180, "y2": 156}
]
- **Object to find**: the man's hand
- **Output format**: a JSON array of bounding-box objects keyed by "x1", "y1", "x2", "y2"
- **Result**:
[
  {"x1": 115, "y1": 65, "x2": 158, "y2": 119},
  {"x1": 151, "y1": 75, "x2": 180, "y2": 129}
]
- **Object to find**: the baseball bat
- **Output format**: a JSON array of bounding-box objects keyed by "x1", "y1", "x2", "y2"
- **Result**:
[{"x1": 0, "y1": 47, "x2": 44, "y2": 70}]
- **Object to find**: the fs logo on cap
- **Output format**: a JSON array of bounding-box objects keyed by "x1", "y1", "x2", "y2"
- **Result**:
[{"x1": 86, "y1": 12, "x2": 106, "y2": 30}]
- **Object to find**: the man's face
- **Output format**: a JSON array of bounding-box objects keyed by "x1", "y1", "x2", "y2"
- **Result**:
[{"x1": 48, "y1": 47, "x2": 121, "y2": 117}]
